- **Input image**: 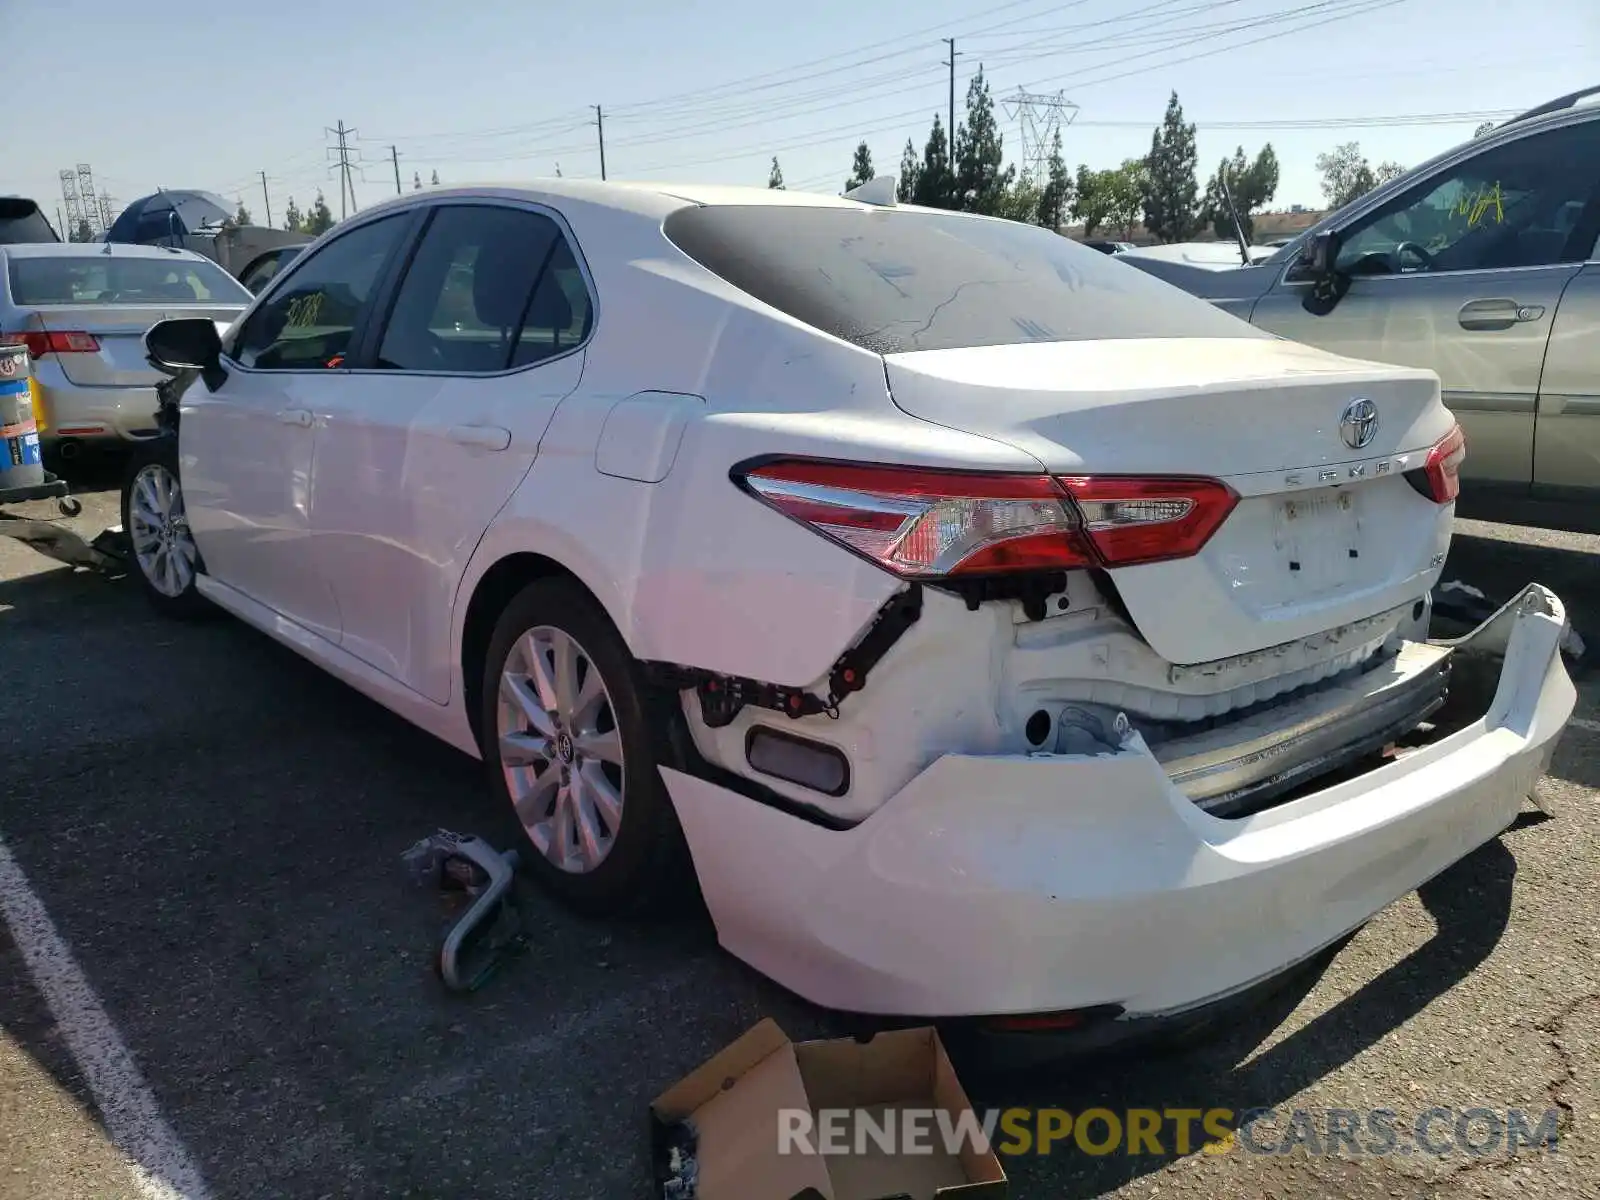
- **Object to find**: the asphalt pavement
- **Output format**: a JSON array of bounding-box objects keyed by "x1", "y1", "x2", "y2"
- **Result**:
[{"x1": 1, "y1": 463, "x2": 1596, "y2": 1200}]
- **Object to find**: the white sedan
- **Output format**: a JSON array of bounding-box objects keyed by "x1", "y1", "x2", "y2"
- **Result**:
[{"x1": 127, "y1": 179, "x2": 1576, "y2": 1034}]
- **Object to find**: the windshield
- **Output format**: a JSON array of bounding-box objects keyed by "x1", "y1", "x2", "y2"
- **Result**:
[
  {"x1": 664, "y1": 204, "x2": 1267, "y2": 354},
  {"x1": 8, "y1": 253, "x2": 252, "y2": 305}
]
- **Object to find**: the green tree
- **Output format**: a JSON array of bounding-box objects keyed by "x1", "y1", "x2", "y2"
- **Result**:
[
  {"x1": 1142, "y1": 90, "x2": 1201, "y2": 242},
  {"x1": 898, "y1": 138, "x2": 922, "y2": 204},
  {"x1": 1201, "y1": 144, "x2": 1278, "y2": 243},
  {"x1": 430, "y1": 170, "x2": 440, "y2": 186},
  {"x1": 912, "y1": 114, "x2": 953, "y2": 209},
  {"x1": 1072, "y1": 164, "x2": 1112, "y2": 236},
  {"x1": 305, "y1": 191, "x2": 335, "y2": 236},
  {"x1": 1036, "y1": 129, "x2": 1072, "y2": 230},
  {"x1": 1106, "y1": 159, "x2": 1148, "y2": 239},
  {"x1": 1316, "y1": 141, "x2": 1402, "y2": 208},
  {"x1": 953, "y1": 67, "x2": 1013, "y2": 215},
  {"x1": 73, "y1": 219, "x2": 94, "y2": 243},
  {"x1": 768, "y1": 157, "x2": 785, "y2": 189},
  {"x1": 844, "y1": 141, "x2": 875, "y2": 192},
  {"x1": 413, "y1": 171, "x2": 423, "y2": 191},
  {"x1": 994, "y1": 176, "x2": 1043, "y2": 224},
  {"x1": 282, "y1": 197, "x2": 304, "y2": 233},
  {"x1": 1473, "y1": 120, "x2": 1496, "y2": 138},
  {"x1": 234, "y1": 202, "x2": 252, "y2": 226}
]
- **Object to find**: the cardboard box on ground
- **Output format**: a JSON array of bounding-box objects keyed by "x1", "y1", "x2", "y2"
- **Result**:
[{"x1": 650, "y1": 1018, "x2": 1008, "y2": 1200}]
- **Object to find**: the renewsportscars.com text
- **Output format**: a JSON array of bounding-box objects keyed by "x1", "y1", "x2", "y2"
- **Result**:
[{"x1": 778, "y1": 1106, "x2": 1563, "y2": 1159}]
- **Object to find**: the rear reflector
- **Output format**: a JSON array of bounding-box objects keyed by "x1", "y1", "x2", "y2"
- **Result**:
[
  {"x1": 746, "y1": 726, "x2": 850, "y2": 796},
  {"x1": 734, "y1": 458, "x2": 1237, "y2": 580},
  {"x1": 11, "y1": 331, "x2": 100, "y2": 358}
]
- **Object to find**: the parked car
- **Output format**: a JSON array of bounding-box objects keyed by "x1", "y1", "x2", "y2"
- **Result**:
[
  {"x1": 104, "y1": 189, "x2": 314, "y2": 284},
  {"x1": 236, "y1": 244, "x2": 305, "y2": 294},
  {"x1": 1121, "y1": 85, "x2": 1600, "y2": 531},
  {"x1": 125, "y1": 181, "x2": 1575, "y2": 1044},
  {"x1": 1079, "y1": 238, "x2": 1134, "y2": 254},
  {"x1": 1, "y1": 242, "x2": 253, "y2": 454},
  {"x1": 0, "y1": 196, "x2": 61, "y2": 243}
]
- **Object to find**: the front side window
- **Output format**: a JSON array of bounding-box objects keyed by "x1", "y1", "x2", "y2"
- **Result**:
[
  {"x1": 8, "y1": 254, "x2": 252, "y2": 305},
  {"x1": 230, "y1": 214, "x2": 409, "y2": 370},
  {"x1": 663, "y1": 204, "x2": 1264, "y2": 355},
  {"x1": 1330, "y1": 120, "x2": 1600, "y2": 276},
  {"x1": 374, "y1": 204, "x2": 590, "y2": 373}
]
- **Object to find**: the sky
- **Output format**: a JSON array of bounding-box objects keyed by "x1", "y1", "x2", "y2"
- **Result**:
[{"x1": 9, "y1": 0, "x2": 1598, "y2": 232}]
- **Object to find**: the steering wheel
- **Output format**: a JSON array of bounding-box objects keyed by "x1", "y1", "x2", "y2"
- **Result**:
[{"x1": 1392, "y1": 241, "x2": 1435, "y2": 272}]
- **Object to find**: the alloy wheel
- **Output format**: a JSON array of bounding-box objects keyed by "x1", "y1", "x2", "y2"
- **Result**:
[
  {"x1": 128, "y1": 463, "x2": 197, "y2": 598},
  {"x1": 496, "y1": 625, "x2": 627, "y2": 873}
]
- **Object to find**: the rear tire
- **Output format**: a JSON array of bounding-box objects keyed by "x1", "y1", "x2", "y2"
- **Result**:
[
  {"x1": 480, "y1": 577, "x2": 693, "y2": 917},
  {"x1": 120, "y1": 437, "x2": 211, "y2": 620}
]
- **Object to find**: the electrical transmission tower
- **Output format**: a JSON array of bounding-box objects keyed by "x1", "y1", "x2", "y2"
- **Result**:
[
  {"x1": 1001, "y1": 90, "x2": 1079, "y2": 185},
  {"x1": 59, "y1": 170, "x2": 85, "y2": 240},
  {"x1": 326, "y1": 121, "x2": 365, "y2": 220}
]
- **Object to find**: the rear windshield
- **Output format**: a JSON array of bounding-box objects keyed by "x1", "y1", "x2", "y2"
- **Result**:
[
  {"x1": 663, "y1": 205, "x2": 1267, "y2": 354},
  {"x1": 0, "y1": 199, "x2": 59, "y2": 244},
  {"x1": 7, "y1": 254, "x2": 252, "y2": 306}
]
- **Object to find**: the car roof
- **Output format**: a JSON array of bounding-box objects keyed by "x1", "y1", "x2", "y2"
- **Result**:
[
  {"x1": 0, "y1": 241, "x2": 215, "y2": 263},
  {"x1": 351, "y1": 178, "x2": 902, "y2": 222}
]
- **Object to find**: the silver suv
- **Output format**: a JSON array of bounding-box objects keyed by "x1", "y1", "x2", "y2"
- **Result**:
[{"x1": 1123, "y1": 86, "x2": 1600, "y2": 531}]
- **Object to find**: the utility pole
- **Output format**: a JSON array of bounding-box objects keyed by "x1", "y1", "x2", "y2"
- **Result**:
[
  {"x1": 326, "y1": 120, "x2": 361, "y2": 219},
  {"x1": 592, "y1": 105, "x2": 607, "y2": 181},
  {"x1": 942, "y1": 37, "x2": 960, "y2": 204},
  {"x1": 389, "y1": 146, "x2": 401, "y2": 195},
  {"x1": 258, "y1": 171, "x2": 272, "y2": 228}
]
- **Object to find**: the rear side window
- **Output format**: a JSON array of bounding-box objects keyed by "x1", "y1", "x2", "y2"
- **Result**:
[
  {"x1": 663, "y1": 205, "x2": 1265, "y2": 355},
  {"x1": 7, "y1": 255, "x2": 252, "y2": 305},
  {"x1": 0, "y1": 199, "x2": 60, "y2": 244}
]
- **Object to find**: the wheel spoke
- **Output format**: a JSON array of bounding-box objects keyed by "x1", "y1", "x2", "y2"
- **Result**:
[
  {"x1": 499, "y1": 730, "x2": 548, "y2": 768},
  {"x1": 552, "y1": 634, "x2": 581, "y2": 723},
  {"x1": 572, "y1": 726, "x2": 622, "y2": 766},
  {"x1": 521, "y1": 632, "x2": 560, "y2": 712},
  {"x1": 500, "y1": 671, "x2": 556, "y2": 738},
  {"x1": 509, "y1": 765, "x2": 559, "y2": 824},
  {"x1": 570, "y1": 775, "x2": 606, "y2": 868},
  {"x1": 545, "y1": 786, "x2": 576, "y2": 867},
  {"x1": 578, "y1": 760, "x2": 623, "y2": 831}
]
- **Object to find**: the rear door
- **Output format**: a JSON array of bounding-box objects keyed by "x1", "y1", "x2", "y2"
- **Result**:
[
  {"x1": 1533, "y1": 256, "x2": 1600, "y2": 498},
  {"x1": 306, "y1": 199, "x2": 593, "y2": 703},
  {"x1": 1249, "y1": 116, "x2": 1600, "y2": 490}
]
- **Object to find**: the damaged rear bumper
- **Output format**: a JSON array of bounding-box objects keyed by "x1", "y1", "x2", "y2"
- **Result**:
[{"x1": 664, "y1": 583, "x2": 1576, "y2": 1020}]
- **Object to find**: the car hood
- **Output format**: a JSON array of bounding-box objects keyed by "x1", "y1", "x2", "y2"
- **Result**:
[{"x1": 1118, "y1": 253, "x2": 1282, "y2": 303}]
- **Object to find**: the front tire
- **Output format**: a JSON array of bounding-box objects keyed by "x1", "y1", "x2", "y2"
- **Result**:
[
  {"x1": 120, "y1": 437, "x2": 210, "y2": 619},
  {"x1": 480, "y1": 578, "x2": 692, "y2": 917}
]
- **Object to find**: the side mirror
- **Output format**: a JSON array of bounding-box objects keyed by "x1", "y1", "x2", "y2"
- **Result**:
[
  {"x1": 1304, "y1": 229, "x2": 1342, "y2": 277},
  {"x1": 145, "y1": 316, "x2": 222, "y2": 375},
  {"x1": 1300, "y1": 229, "x2": 1350, "y2": 317}
]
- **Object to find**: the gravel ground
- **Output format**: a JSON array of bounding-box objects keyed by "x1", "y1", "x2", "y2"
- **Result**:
[{"x1": 1, "y1": 468, "x2": 1596, "y2": 1200}]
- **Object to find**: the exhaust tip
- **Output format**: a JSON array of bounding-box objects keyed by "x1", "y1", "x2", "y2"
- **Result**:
[{"x1": 56, "y1": 439, "x2": 81, "y2": 460}]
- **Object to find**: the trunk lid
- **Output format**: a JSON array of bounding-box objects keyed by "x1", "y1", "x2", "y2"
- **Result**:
[
  {"x1": 883, "y1": 336, "x2": 1458, "y2": 665},
  {"x1": 31, "y1": 303, "x2": 245, "y2": 387}
]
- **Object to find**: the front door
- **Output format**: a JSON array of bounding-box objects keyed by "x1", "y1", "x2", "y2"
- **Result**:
[
  {"x1": 1251, "y1": 117, "x2": 1600, "y2": 489},
  {"x1": 186, "y1": 210, "x2": 415, "y2": 640},
  {"x1": 306, "y1": 200, "x2": 595, "y2": 703}
]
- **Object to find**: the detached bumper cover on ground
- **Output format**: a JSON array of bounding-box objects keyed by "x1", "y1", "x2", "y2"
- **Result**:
[{"x1": 666, "y1": 583, "x2": 1577, "y2": 1020}]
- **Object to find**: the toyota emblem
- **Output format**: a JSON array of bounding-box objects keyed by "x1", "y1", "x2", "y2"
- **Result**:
[{"x1": 1339, "y1": 398, "x2": 1379, "y2": 450}]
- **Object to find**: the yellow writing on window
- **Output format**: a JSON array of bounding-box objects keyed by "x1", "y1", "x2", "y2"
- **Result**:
[{"x1": 1454, "y1": 182, "x2": 1504, "y2": 227}]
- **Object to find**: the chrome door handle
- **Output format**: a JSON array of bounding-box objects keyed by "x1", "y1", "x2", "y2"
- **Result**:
[
  {"x1": 277, "y1": 408, "x2": 313, "y2": 427},
  {"x1": 448, "y1": 424, "x2": 511, "y2": 451},
  {"x1": 1458, "y1": 298, "x2": 1543, "y2": 330}
]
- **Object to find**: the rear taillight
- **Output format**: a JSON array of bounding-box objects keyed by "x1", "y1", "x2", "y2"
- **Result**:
[
  {"x1": 1406, "y1": 424, "x2": 1466, "y2": 504},
  {"x1": 734, "y1": 458, "x2": 1237, "y2": 579},
  {"x1": 10, "y1": 331, "x2": 100, "y2": 359}
]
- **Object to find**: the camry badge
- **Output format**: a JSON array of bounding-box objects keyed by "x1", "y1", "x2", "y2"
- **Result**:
[{"x1": 1340, "y1": 398, "x2": 1379, "y2": 450}]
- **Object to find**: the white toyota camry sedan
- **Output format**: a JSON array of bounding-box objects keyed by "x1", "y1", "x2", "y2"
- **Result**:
[{"x1": 127, "y1": 179, "x2": 1576, "y2": 1037}]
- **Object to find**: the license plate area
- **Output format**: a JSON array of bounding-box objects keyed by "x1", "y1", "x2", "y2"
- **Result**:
[{"x1": 1275, "y1": 486, "x2": 1364, "y2": 595}]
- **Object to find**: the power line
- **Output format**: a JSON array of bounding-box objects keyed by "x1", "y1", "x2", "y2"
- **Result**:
[
  {"x1": 593, "y1": 106, "x2": 607, "y2": 180},
  {"x1": 326, "y1": 121, "x2": 364, "y2": 218},
  {"x1": 258, "y1": 171, "x2": 272, "y2": 227}
]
